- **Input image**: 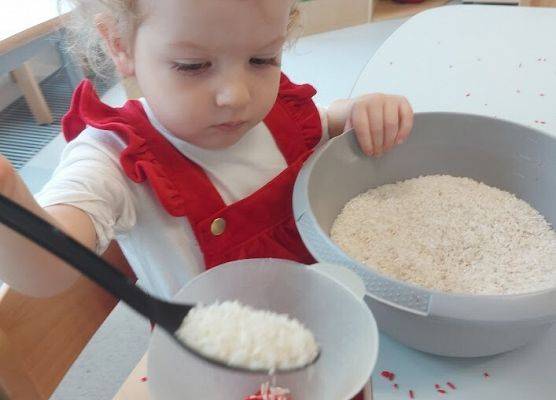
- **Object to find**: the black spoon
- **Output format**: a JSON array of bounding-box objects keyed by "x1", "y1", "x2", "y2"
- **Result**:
[{"x1": 0, "y1": 193, "x2": 319, "y2": 374}]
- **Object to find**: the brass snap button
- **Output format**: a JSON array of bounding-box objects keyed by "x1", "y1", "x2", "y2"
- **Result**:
[{"x1": 211, "y1": 217, "x2": 226, "y2": 236}]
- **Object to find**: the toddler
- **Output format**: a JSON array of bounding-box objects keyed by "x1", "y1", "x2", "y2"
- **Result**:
[{"x1": 0, "y1": 1, "x2": 413, "y2": 397}]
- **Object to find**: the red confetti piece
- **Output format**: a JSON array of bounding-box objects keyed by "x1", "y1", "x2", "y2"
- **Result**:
[
  {"x1": 245, "y1": 389, "x2": 292, "y2": 400},
  {"x1": 393, "y1": 383, "x2": 399, "y2": 390},
  {"x1": 381, "y1": 370, "x2": 396, "y2": 381},
  {"x1": 140, "y1": 376, "x2": 148, "y2": 382},
  {"x1": 437, "y1": 389, "x2": 447, "y2": 394},
  {"x1": 409, "y1": 389, "x2": 415, "y2": 399},
  {"x1": 484, "y1": 371, "x2": 490, "y2": 378},
  {"x1": 447, "y1": 382, "x2": 457, "y2": 390},
  {"x1": 435, "y1": 384, "x2": 441, "y2": 389}
]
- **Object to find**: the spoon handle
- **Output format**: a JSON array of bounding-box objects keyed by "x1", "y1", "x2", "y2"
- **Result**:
[{"x1": 0, "y1": 193, "x2": 161, "y2": 324}]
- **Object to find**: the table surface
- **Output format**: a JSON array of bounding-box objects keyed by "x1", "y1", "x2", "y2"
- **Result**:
[
  {"x1": 352, "y1": 4, "x2": 556, "y2": 400},
  {"x1": 113, "y1": 354, "x2": 148, "y2": 400},
  {"x1": 0, "y1": 0, "x2": 71, "y2": 54},
  {"x1": 113, "y1": 5, "x2": 556, "y2": 400},
  {"x1": 352, "y1": 5, "x2": 556, "y2": 134}
]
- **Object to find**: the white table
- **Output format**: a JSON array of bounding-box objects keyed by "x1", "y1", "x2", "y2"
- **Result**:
[
  {"x1": 352, "y1": 5, "x2": 556, "y2": 132},
  {"x1": 352, "y1": 5, "x2": 556, "y2": 399},
  {"x1": 0, "y1": 0, "x2": 68, "y2": 54},
  {"x1": 0, "y1": 0, "x2": 80, "y2": 124}
]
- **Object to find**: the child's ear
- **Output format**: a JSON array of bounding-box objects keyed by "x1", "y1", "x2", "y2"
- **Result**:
[{"x1": 95, "y1": 14, "x2": 135, "y2": 77}]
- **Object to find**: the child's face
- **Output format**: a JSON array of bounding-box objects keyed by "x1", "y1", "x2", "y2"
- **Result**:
[{"x1": 131, "y1": 0, "x2": 293, "y2": 149}]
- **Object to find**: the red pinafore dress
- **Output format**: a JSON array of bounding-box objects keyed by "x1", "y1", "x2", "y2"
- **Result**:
[{"x1": 62, "y1": 73, "x2": 319, "y2": 267}]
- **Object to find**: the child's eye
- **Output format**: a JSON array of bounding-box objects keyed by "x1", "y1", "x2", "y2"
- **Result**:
[
  {"x1": 250, "y1": 57, "x2": 280, "y2": 67},
  {"x1": 172, "y1": 62, "x2": 211, "y2": 74}
]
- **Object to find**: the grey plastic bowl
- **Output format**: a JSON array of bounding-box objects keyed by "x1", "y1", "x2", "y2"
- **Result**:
[{"x1": 293, "y1": 112, "x2": 556, "y2": 357}]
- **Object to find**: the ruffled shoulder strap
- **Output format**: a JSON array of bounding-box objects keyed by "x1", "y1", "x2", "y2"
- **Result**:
[
  {"x1": 61, "y1": 80, "x2": 224, "y2": 217},
  {"x1": 264, "y1": 73, "x2": 322, "y2": 164}
]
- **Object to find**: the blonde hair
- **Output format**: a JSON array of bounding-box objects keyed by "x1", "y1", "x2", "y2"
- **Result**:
[{"x1": 62, "y1": 0, "x2": 301, "y2": 78}]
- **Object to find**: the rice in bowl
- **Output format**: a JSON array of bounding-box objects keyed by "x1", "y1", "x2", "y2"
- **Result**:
[{"x1": 331, "y1": 175, "x2": 556, "y2": 295}]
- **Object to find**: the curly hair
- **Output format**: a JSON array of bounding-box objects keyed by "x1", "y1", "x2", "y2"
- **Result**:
[{"x1": 61, "y1": 0, "x2": 301, "y2": 77}]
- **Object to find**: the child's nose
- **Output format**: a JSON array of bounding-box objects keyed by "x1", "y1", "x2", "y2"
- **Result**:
[{"x1": 215, "y1": 80, "x2": 251, "y2": 109}]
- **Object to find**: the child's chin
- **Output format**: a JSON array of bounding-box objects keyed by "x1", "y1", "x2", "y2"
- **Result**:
[{"x1": 201, "y1": 130, "x2": 249, "y2": 150}]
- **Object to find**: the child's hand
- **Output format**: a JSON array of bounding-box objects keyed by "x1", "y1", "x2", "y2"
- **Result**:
[
  {"x1": 0, "y1": 154, "x2": 18, "y2": 196},
  {"x1": 344, "y1": 94, "x2": 413, "y2": 157}
]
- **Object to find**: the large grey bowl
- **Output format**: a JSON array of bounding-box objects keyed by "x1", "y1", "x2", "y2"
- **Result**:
[{"x1": 293, "y1": 112, "x2": 556, "y2": 357}]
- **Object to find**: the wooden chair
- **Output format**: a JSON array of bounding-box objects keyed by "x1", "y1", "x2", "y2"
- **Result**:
[
  {"x1": 0, "y1": 241, "x2": 135, "y2": 400},
  {"x1": 1, "y1": 2, "x2": 83, "y2": 126},
  {"x1": 520, "y1": 0, "x2": 556, "y2": 5}
]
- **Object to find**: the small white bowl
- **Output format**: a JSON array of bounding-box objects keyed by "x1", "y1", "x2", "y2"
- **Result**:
[{"x1": 148, "y1": 258, "x2": 379, "y2": 400}]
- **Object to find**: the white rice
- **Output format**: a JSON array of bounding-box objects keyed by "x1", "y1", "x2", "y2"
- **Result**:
[
  {"x1": 331, "y1": 175, "x2": 556, "y2": 295},
  {"x1": 176, "y1": 300, "x2": 319, "y2": 371}
]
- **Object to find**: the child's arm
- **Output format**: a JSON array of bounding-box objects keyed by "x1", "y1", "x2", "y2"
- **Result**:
[
  {"x1": 0, "y1": 155, "x2": 97, "y2": 297},
  {"x1": 325, "y1": 94, "x2": 414, "y2": 156}
]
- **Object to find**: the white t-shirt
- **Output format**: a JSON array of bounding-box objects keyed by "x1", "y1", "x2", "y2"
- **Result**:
[{"x1": 36, "y1": 99, "x2": 329, "y2": 299}]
